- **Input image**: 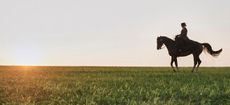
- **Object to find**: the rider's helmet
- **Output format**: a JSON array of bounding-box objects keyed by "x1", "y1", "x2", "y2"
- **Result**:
[{"x1": 181, "y1": 22, "x2": 186, "y2": 27}]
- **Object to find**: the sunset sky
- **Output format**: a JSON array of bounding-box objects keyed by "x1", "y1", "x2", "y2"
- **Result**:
[{"x1": 0, "y1": 0, "x2": 229, "y2": 66}]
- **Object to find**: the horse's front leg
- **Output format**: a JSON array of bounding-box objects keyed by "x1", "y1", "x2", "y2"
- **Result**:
[
  {"x1": 170, "y1": 57, "x2": 176, "y2": 72},
  {"x1": 175, "y1": 57, "x2": 179, "y2": 71}
]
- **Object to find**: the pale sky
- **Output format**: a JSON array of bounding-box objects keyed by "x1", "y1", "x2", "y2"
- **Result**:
[{"x1": 0, "y1": 0, "x2": 229, "y2": 66}]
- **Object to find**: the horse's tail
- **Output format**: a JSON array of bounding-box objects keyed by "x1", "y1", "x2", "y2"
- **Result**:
[{"x1": 202, "y1": 43, "x2": 222, "y2": 57}]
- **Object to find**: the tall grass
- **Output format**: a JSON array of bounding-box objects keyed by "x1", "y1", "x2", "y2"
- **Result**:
[{"x1": 0, "y1": 66, "x2": 229, "y2": 104}]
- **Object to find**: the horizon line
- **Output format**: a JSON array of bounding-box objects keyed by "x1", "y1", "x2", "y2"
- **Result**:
[{"x1": 0, "y1": 65, "x2": 229, "y2": 68}]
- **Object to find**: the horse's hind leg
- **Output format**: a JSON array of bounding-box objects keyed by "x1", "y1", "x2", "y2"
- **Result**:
[
  {"x1": 171, "y1": 57, "x2": 176, "y2": 72},
  {"x1": 192, "y1": 55, "x2": 198, "y2": 72},
  {"x1": 196, "y1": 57, "x2": 201, "y2": 72}
]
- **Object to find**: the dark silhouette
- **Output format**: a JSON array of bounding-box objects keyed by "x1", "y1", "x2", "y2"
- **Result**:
[
  {"x1": 157, "y1": 36, "x2": 222, "y2": 72},
  {"x1": 175, "y1": 22, "x2": 189, "y2": 52},
  {"x1": 177, "y1": 22, "x2": 188, "y2": 37}
]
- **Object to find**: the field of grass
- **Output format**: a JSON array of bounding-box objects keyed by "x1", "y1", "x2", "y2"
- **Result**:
[{"x1": 0, "y1": 66, "x2": 229, "y2": 105}]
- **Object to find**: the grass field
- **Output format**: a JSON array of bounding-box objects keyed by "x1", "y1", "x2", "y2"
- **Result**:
[{"x1": 0, "y1": 66, "x2": 229, "y2": 105}]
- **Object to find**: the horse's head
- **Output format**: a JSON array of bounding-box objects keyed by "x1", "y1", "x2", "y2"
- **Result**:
[{"x1": 157, "y1": 36, "x2": 164, "y2": 50}]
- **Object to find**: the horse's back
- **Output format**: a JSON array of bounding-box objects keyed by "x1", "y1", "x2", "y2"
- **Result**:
[{"x1": 175, "y1": 39, "x2": 203, "y2": 56}]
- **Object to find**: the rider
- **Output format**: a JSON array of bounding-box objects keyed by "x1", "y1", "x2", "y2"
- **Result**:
[{"x1": 175, "y1": 22, "x2": 189, "y2": 51}]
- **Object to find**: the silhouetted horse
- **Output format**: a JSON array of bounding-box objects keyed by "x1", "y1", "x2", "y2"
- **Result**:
[{"x1": 157, "y1": 36, "x2": 222, "y2": 72}]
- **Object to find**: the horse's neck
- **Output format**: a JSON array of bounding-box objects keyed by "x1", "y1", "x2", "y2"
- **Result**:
[
  {"x1": 163, "y1": 37, "x2": 174, "y2": 47},
  {"x1": 163, "y1": 37, "x2": 175, "y2": 52}
]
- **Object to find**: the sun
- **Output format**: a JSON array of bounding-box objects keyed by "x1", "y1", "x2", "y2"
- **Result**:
[{"x1": 10, "y1": 46, "x2": 43, "y2": 66}]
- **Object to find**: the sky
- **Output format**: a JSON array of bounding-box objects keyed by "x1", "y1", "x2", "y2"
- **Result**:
[{"x1": 0, "y1": 0, "x2": 229, "y2": 66}]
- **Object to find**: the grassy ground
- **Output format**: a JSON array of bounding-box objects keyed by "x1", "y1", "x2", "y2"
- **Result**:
[{"x1": 0, "y1": 66, "x2": 229, "y2": 105}]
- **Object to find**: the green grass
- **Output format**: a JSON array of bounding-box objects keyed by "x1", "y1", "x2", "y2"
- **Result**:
[{"x1": 0, "y1": 66, "x2": 230, "y2": 105}]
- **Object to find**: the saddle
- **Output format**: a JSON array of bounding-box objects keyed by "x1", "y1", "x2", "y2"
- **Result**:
[{"x1": 175, "y1": 35, "x2": 191, "y2": 52}]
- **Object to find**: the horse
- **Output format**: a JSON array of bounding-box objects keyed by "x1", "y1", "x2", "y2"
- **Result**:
[{"x1": 156, "y1": 36, "x2": 222, "y2": 72}]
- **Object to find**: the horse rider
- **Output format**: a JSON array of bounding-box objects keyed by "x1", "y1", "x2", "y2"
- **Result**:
[{"x1": 175, "y1": 22, "x2": 190, "y2": 51}]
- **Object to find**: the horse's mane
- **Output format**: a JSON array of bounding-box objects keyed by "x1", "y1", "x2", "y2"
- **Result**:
[{"x1": 160, "y1": 36, "x2": 175, "y2": 42}]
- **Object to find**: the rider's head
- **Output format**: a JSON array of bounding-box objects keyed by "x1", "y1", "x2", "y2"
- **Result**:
[{"x1": 181, "y1": 22, "x2": 186, "y2": 28}]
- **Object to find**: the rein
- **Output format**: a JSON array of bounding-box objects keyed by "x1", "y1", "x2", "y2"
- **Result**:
[{"x1": 160, "y1": 44, "x2": 166, "y2": 49}]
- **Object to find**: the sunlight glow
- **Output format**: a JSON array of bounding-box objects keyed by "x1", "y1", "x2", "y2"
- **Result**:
[{"x1": 10, "y1": 46, "x2": 43, "y2": 66}]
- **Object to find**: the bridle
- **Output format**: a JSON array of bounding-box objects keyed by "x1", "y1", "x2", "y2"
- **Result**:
[
  {"x1": 160, "y1": 44, "x2": 166, "y2": 49},
  {"x1": 158, "y1": 43, "x2": 166, "y2": 49},
  {"x1": 158, "y1": 38, "x2": 166, "y2": 49}
]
